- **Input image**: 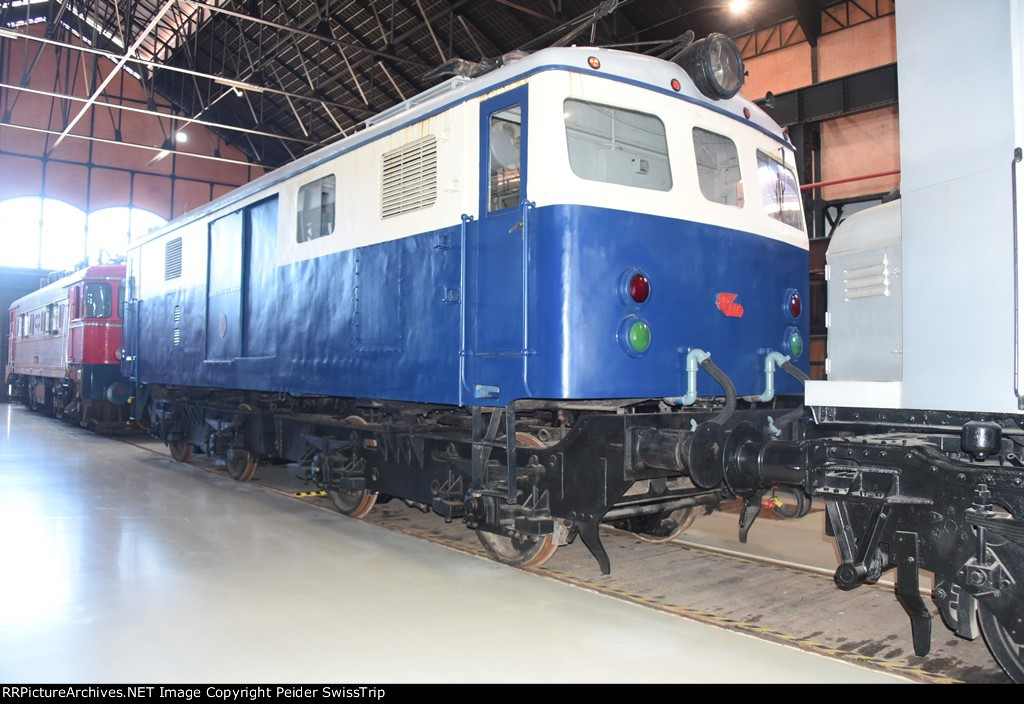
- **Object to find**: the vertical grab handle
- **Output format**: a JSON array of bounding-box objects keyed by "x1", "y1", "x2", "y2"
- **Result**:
[
  {"x1": 458, "y1": 214, "x2": 473, "y2": 407},
  {"x1": 1013, "y1": 148, "x2": 1023, "y2": 409},
  {"x1": 520, "y1": 199, "x2": 536, "y2": 397}
]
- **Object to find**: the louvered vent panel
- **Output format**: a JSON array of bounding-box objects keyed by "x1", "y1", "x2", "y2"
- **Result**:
[
  {"x1": 172, "y1": 305, "x2": 181, "y2": 346},
  {"x1": 843, "y1": 254, "x2": 889, "y2": 300},
  {"x1": 164, "y1": 238, "x2": 183, "y2": 280},
  {"x1": 380, "y1": 136, "x2": 438, "y2": 219}
]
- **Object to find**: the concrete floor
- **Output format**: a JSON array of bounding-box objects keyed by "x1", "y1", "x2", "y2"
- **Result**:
[{"x1": 0, "y1": 404, "x2": 910, "y2": 683}]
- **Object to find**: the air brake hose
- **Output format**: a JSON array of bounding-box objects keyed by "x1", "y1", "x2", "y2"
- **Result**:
[
  {"x1": 699, "y1": 356, "x2": 737, "y2": 426},
  {"x1": 765, "y1": 486, "x2": 811, "y2": 519},
  {"x1": 771, "y1": 406, "x2": 806, "y2": 430},
  {"x1": 780, "y1": 358, "x2": 809, "y2": 384}
]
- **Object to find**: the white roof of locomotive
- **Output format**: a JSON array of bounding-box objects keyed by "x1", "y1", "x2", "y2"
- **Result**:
[{"x1": 131, "y1": 46, "x2": 787, "y2": 248}]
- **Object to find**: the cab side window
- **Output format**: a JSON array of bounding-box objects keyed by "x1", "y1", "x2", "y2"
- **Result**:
[
  {"x1": 756, "y1": 150, "x2": 805, "y2": 231},
  {"x1": 488, "y1": 106, "x2": 522, "y2": 212},
  {"x1": 693, "y1": 127, "x2": 743, "y2": 207},
  {"x1": 297, "y1": 175, "x2": 336, "y2": 242},
  {"x1": 564, "y1": 99, "x2": 671, "y2": 191}
]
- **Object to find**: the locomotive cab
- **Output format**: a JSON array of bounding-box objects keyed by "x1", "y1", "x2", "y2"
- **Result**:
[
  {"x1": 6, "y1": 264, "x2": 130, "y2": 428},
  {"x1": 506, "y1": 55, "x2": 810, "y2": 405}
]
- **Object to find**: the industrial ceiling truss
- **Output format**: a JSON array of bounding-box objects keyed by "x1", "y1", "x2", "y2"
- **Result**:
[{"x1": 0, "y1": 0, "x2": 857, "y2": 170}]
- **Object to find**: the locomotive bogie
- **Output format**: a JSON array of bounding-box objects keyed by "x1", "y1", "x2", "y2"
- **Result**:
[
  {"x1": 716, "y1": 420, "x2": 1024, "y2": 670},
  {"x1": 148, "y1": 381, "x2": 797, "y2": 577}
]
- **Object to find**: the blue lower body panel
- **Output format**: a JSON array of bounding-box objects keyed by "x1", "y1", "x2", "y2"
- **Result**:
[{"x1": 135, "y1": 204, "x2": 808, "y2": 406}]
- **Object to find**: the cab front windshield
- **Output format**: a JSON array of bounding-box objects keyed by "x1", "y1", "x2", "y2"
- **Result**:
[{"x1": 83, "y1": 283, "x2": 112, "y2": 319}]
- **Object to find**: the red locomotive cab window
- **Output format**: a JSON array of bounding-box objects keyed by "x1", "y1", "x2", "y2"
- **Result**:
[{"x1": 82, "y1": 283, "x2": 112, "y2": 319}]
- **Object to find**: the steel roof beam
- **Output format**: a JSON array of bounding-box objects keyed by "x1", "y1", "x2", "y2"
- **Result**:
[
  {"x1": 50, "y1": 0, "x2": 175, "y2": 151},
  {"x1": 0, "y1": 80, "x2": 317, "y2": 143},
  {"x1": 324, "y1": 9, "x2": 412, "y2": 104},
  {"x1": 178, "y1": 16, "x2": 339, "y2": 161},
  {"x1": 342, "y1": 0, "x2": 472, "y2": 77},
  {"x1": 232, "y1": 7, "x2": 366, "y2": 136},
  {"x1": 257, "y1": 0, "x2": 386, "y2": 127},
  {"x1": 382, "y1": 0, "x2": 459, "y2": 81},
  {"x1": 185, "y1": 0, "x2": 429, "y2": 70},
  {"x1": 789, "y1": 0, "x2": 822, "y2": 46},
  {"x1": 493, "y1": 0, "x2": 559, "y2": 24},
  {"x1": 0, "y1": 25, "x2": 373, "y2": 113},
  {"x1": 454, "y1": 5, "x2": 508, "y2": 56},
  {"x1": 207, "y1": 10, "x2": 357, "y2": 157},
  {"x1": 414, "y1": 0, "x2": 446, "y2": 63},
  {"x1": 4, "y1": 119, "x2": 260, "y2": 165}
]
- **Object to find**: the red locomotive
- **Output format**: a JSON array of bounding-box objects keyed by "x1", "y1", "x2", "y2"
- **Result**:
[{"x1": 6, "y1": 264, "x2": 131, "y2": 429}]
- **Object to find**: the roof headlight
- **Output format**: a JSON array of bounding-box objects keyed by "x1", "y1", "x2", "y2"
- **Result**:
[{"x1": 674, "y1": 32, "x2": 745, "y2": 100}]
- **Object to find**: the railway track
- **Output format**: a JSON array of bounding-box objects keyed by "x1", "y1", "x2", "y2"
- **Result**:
[{"x1": 116, "y1": 431, "x2": 1010, "y2": 684}]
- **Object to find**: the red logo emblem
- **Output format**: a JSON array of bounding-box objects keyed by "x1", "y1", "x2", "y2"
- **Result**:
[{"x1": 716, "y1": 293, "x2": 744, "y2": 318}]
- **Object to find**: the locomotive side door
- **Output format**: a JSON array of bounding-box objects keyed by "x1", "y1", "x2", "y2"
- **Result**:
[
  {"x1": 206, "y1": 210, "x2": 244, "y2": 360},
  {"x1": 465, "y1": 87, "x2": 530, "y2": 401},
  {"x1": 206, "y1": 198, "x2": 279, "y2": 362}
]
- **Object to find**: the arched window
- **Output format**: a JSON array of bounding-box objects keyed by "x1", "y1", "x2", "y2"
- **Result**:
[
  {"x1": 41, "y1": 200, "x2": 87, "y2": 270},
  {"x1": 0, "y1": 196, "x2": 85, "y2": 270},
  {"x1": 0, "y1": 198, "x2": 167, "y2": 270},
  {"x1": 0, "y1": 196, "x2": 45, "y2": 268},
  {"x1": 86, "y1": 207, "x2": 167, "y2": 263}
]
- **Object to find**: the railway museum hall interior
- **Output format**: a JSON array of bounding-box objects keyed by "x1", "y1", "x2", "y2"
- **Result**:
[{"x1": 3, "y1": 0, "x2": 1023, "y2": 685}]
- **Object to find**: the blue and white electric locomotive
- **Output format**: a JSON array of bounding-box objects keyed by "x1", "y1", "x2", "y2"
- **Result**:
[
  {"x1": 134, "y1": 25, "x2": 812, "y2": 604},
  {"x1": 125, "y1": 35, "x2": 810, "y2": 561},
  {"x1": 126, "y1": 39, "x2": 807, "y2": 412}
]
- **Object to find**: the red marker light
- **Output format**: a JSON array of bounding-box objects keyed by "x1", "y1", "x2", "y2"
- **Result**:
[
  {"x1": 788, "y1": 291, "x2": 802, "y2": 319},
  {"x1": 743, "y1": 107, "x2": 751, "y2": 119},
  {"x1": 629, "y1": 273, "x2": 650, "y2": 304},
  {"x1": 671, "y1": 78, "x2": 681, "y2": 92},
  {"x1": 716, "y1": 293, "x2": 744, "y2": 318},
  {"x1": 588, "y1": 56, "x2": 601, "y2": 69}
]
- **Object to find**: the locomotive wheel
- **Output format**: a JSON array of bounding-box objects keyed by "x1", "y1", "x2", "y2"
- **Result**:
[
  {"x1": 168, "y1": 439, "x2": 193, "y2": 463},
  {"x1": 979, "y1": 596, "x2": 1024, "y2": 682},
  {"x1": 225, "y1": 450, "x2": 258, "y2": 482},
  {"x1": 328, "y1": 487, "x2": 378, "y2": 518},
  {"x1": 474, "y1": 431, "x2": 558, "y2": 568},
  {"x1": 621, "y1": 507, "x2": 697, "y2": 544},
  {"x1": 477, "y1": 531, "x2": 557, "y2": 568},
  {"x1": 326, "y1": 415, "x2": 378, "y2": 518}
]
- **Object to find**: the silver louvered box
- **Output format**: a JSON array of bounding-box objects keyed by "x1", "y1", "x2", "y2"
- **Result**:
[{"x1": 824, "y1": 199, "x2": 903, "y2": 382}]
